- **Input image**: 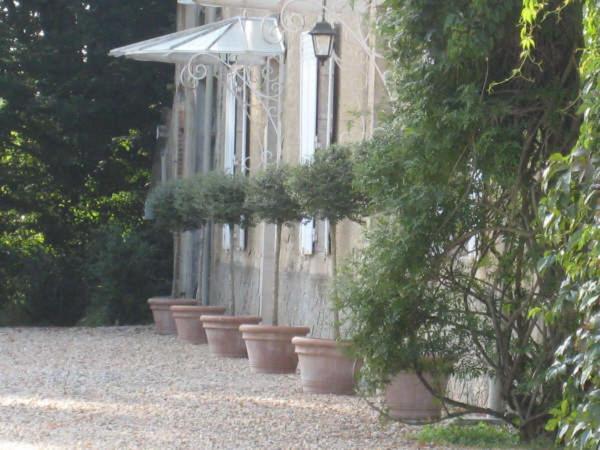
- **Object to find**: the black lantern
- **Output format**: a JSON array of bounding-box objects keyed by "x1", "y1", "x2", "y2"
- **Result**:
[{"x1": 309, "y1": 19, "x2": 335, "y2": 61}]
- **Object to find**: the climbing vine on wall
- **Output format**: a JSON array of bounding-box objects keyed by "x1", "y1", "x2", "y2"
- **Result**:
[{"x1": 533, "y1": 1, "x2": 600, "y2": 448}]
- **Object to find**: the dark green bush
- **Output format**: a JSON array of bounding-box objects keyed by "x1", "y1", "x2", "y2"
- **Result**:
[
  {"x1": 0, "y1": 241, "x2": 87, "y2": 326},
  {"x1": 81, "y1": 223, "x2": 172, "y2": 325}
]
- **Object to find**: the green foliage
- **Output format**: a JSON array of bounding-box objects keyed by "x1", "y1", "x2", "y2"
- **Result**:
[
  {"x1": 148, "y1": 172, "x2": 249, "y2": 231},
  {"x1": 201, "y1": 171, "x2": 250, "y2": 227},
  {"x1": 175, "y1": 175, "x2": 210, "y2": 229},
  {"x1": 414, "y1": 423, "x2": 521, "y2": 448},
  {"x1": 82, "y1": 223, "x2": 172, "y2": 325},
  {"x1": 0, "y1": 0, "x2": 174, "y2": 324},
  {"x1": 147, "y1": 178, "x2": 208, "y2": 232},
  {"x1": 246, "y1": 165, "x2": 304, "y2": 225},
  {"x1": 147, "y1": 180, "x2": 182, "y2": 231},
  {"x1": 288, "y1": 145, "x2": 365, "y2": 225},
  {"x1": 0, "y1": 238, "x2": 87, "y2": 325},
  {"x1": 337, "y1": 0, "x2": 583, "y2": 441},
  {"x1": 536, "y1": 3, "x2": 600, "y2": 448}
]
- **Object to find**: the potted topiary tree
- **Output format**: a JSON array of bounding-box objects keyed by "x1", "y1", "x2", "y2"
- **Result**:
[
  {"x1": 197, "y1": 171, "x2": 262, "y2": 358},
  {"x1": 240, "y1": 165, "x2": 310, "y2": 373},
  {"x1": 145, "y1": 180, "x2": 198, "y2": 335},
  {"x1": 168, "y1": 175, "x2": 226, "y2": 344},
  {"x1": 287, "y1": 145, "x2": 366, "y2": 394}
]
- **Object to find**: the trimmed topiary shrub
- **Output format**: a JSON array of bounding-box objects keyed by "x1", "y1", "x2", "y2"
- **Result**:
[
  {"x1": 246, "y1": 165, "x2": 304, "y2": 324},
  {"x1": 288, "y1": 145, "x2": 365, "y2": 338},
  {"x1": 202, "y1": 171, "x2": 250, "y2": 315}
]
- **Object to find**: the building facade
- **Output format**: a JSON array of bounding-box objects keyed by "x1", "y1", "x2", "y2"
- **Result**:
[
  {"x1": 151, "y1": 0, "x2": 387, "y2": 338},
  {"x1": 111, "y1": 0, "x2": 494, "y2": 409}
]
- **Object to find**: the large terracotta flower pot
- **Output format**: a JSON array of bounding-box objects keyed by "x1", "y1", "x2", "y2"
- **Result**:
[
  {"x1": 384, "y1": 371, "x2": 448, "y2": 421},
  {"x1": 147, "y1": 297, "x2": 197, "y2": 335},
  {"x1": 200, "y1": 315, "x2": 262, "y2": 358},
  {"x1": 292, "y1": 337, "x2": 360, "y2": 395},
  {"x1": 171, "y1": 305, "x2": 227, "y2": 344},
  {"x1": 240, "y1": 325, "x2": 311, "y2": 374}
]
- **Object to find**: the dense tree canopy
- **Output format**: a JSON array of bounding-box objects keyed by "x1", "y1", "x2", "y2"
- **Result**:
[
  {"x1": 0, "y1": 0, "x2": 175, "y2": 324},
  {"x1": 338, "y1": 0, "x2": 584, "y2": 441}
]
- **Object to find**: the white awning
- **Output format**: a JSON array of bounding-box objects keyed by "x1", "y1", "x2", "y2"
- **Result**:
[{"x1": 109, "y1": 16, "x2": 284, "y2": 66}]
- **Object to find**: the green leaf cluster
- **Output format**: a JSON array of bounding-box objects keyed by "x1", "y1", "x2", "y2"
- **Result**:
[
  {"x1": 537, "y1": 3, "x2": 600, "y2": 448},
  {"x1": 201, "y1": 171, "x2": 249, "y2": 227},
  {"x1": 288, "y1": 145, "x2": 366, "y2": 225},
  {"x1": 246, "y1": 165, "x2": 304, "y2": 225},
  {"x1": 147, "y1": 171, "x2": 249, "y2": 230}
]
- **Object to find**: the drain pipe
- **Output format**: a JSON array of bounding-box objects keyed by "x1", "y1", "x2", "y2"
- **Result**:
[{"x1": 200, "y1": 6, "x2": 217, "y2": 306}]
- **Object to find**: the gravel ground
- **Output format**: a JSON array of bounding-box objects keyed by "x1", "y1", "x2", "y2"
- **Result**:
[{"x1": 0, "y1": 326, "x2": 438, "y2": 450}]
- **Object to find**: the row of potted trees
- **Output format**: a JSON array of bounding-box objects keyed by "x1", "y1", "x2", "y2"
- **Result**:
[{"x1": 147, "y1": 145, "x2": 448, "y2": 420}]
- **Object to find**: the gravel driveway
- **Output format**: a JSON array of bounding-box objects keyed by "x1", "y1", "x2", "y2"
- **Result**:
[{"x1": 0, "y1": 326, "x2": 427, "y2": 450}]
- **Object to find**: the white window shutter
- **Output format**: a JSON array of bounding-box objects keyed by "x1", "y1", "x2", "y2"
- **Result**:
[
  {"x1": 223, "y1": 72, "x2": 237, "y2": 250},
  {"x1": 222, "y1": 224, "x2": 232, "y2": 250},
  {"x1": 238, "y1": 225, "x2": 246, "y2": 251},
  {"x1": 324, "y1": 56, "x2": 336, "y2": 255},
  {"x1": 224, "y1": 72, "x2": 237, "y2": 174},
  {"x1": 299, "y1": 32, "x2": 318, "y2": 255},
  {"x1": 239, "y1": 70, "x2": 249, "y2": 251},
  {"x1": 239, "y1": 70, "x2": 249, "y2": 175},
  {"x1": 300, "y1": 218, "x2": 316, "y2": 255}
]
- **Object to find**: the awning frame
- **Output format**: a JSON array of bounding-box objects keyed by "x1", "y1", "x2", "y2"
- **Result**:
[
  {"x1": 178, "y1": 51, "x2": 285, "y2": 164},
  {"x1": 110, "y1": 16, "x2": 287, "y2": 166}
]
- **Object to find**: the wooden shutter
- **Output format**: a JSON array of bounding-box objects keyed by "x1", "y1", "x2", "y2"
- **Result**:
[{"x1": 299, "y1": 32, "x2": 318, "y2": 255}]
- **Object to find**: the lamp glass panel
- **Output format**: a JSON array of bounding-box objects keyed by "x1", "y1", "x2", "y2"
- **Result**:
[{"x1": 312, "y1": 34, "x2": 333, "y2": 58}]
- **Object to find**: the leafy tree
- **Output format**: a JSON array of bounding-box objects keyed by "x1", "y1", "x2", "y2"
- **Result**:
[
  {"x1": 0, "y1": 0, "x2": 174, "y2": 323},
  {"x1": 246, "y1": 165, "x2": 304, "y2": 325},
  {"x1": 337, "y1": 0, "x2": 583, "y2": 441},
  {"x1": 288, "y1": 145, "x2": 365, "y2": 338}
]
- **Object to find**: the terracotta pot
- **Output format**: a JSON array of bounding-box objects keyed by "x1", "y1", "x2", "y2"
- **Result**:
[
  {"x1": 292, "y1": 337, "x2": 360, "y2": 395},
  {"x1": 147, "y1": 297, "x2": 197, "y2": 335},
  {"x1": 171, "y1": 305, "x2": 226, "y2": 344},
  {"x1": 200, "y1": 315, "x2": 262, "y2": 358},
  {"x1": 240, "y1": 325, "x2": 311, "y2": 374},
  {"x1": 384, "y1": 371, "x2": 448, "y2": 421}
]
